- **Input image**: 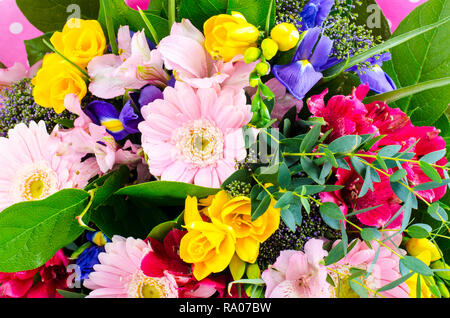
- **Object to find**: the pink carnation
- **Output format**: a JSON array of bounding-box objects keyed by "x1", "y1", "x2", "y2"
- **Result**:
[
  {"x1": 261, "y1": 239, "x2": 331, "y2": 298},
  {"x1": 138, "y1": 82, "x2": 251, "y2": 188},
  {"x1": 0, "y1": 250, "x2": 69, "y2": 298}
]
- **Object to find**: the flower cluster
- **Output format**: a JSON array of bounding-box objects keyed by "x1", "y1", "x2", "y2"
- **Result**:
[{"x1": 0, "y1": 0, "x2": 448, "y2": 300}]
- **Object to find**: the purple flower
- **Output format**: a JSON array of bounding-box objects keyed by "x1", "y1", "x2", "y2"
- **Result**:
[
  {"x1": 272, "y1": 27, "x2": 333, "y2": 100},
  {"x1": 347, "y1": 53, "x2": 396, "y2": 94},
  {"x1": 86, "y1": 85, "x2": 163, "y2": 141},
  {"x1": 299, "y1": 0, "x2": 334, "y2": 30}
]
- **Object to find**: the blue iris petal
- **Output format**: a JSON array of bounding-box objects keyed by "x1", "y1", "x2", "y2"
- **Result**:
[
  {"x1": 273, "y1": 27, "x2": 333, "y2": 100},
  {"x1": 300, "y1": 0, "x2": 334, "y2": 30},
  {"x1": 273, "y1": 61, "x2": 324, "y2": 101},
  {"x1": 138, "y1": 85, "x2": 164, "y2": 107},
  {"x1": 86, "y1": 100, "x2": 128, "y2": 140},
  {"x1": 120, "y1": 101, "x2": 141, "y2": 134},
  {"x1": 76, "y1": 246, "x2": 105, "y2": 281}
]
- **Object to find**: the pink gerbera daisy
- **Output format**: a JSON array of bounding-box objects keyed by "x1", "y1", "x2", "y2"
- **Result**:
[
  {"x1": 0, "y1": 121, "x2": 99, "y2": 212},
  {"x1": 138, "y1": 82, "x2": 252, "y2": 188},
  {"x1": 83, "y1": 236, "x2": 179, "y2": 298}
]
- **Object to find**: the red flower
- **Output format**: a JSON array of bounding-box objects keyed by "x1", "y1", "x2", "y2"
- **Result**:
[
  {"x1": 141, "y1": 229, "x2": 241, "y2": 298},
  {"x1": 0, "y1": 250, "x2": 69, "y2": 298}
]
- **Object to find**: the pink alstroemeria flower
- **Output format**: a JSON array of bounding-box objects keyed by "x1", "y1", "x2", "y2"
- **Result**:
[
  {"x1": 157, "y1": 19, "x2": 256, "y2": 91},
  {"x1": 88, "y1": 26, "x2": 170, "y2": 99}
]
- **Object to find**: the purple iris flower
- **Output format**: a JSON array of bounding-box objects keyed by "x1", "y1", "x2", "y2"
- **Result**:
[
  {"x1": 347, "y1": 53, "x2": 396, "y2": 94},
  {"x1": 299, "y1": 0, "x2": 334, "y2": 30},
  {"x1": 86, "y1": 85, "x2": 163, "y2": 141},
  {"x1": 272, "y1": 27, "x2": 333, "y2": 100}
]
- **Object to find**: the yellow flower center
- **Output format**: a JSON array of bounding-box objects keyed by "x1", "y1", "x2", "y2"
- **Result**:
[
  {"x1": 173, "y1": 119, "x2": 224, "y2": 168},
  {"x1": 128, "y1": 271, "x2": 176, "y2": 298},
  {"x1": 12, "y1": 162, "x2": 59, "y2": 202}
]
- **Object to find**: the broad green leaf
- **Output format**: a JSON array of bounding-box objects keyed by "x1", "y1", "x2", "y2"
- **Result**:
[
  {"x1": 115, "y1": 181, "x2": 220, "y2": 206},
  {"x1": 387, "y1": 0, "x2": 450, "y2": 127},
  {"x1": 179, "y1": 0, "x2": 228, "y2": 30},
  {"x1": 300, "y1": 124, "x2": 321, "y2": 153},
  {"x1": 92, "y1": 195, "x2": 169, "y2": 239},
  {"x1": 377, "y1": 272, "x2": 415, "y2": 292},
  {"x1": 390, "y1": 169, "x2": 408, "y2": 182},
  {"x1": 281, "y1": 208, "x2": 296, "y2": 232},
  {"x1": 227, "y1": 0, "x2": 276, "y2": 30},
  {"x1": 0, "y1": 189, "x2": 90, "y2": 272},
  {"x1": 363, "y1": 77, "x2": 450, "y2": 105},
  {"x1": 147, "y1": 221, "x2": 178, "y2": 241},
  {"x1": 278, "y1": 162, "x2": 291, "y2": 189},
  {"x1": 57, "y1": 290, "x2": 87, "y2": 298},
  {"x1": 24, "y1": 33, "x2": 52, "y2": 66},
  {"x1": 427, "y1": 202, "x2": 449, "y2": 222},
  {"x1": 421, "y1": 149, "x2": 447, "y2": 164},
  {"x1": 16, "y1": 0, "x2": 100, "y2": 33},
  {"x1": 252, "y1": 195, "x2": 271, "y2": 221},
  {"x1": 274, "y1": 191, "x2": 294, "y2": 209},
  {"x1": 324, "y1": 239, "x2": 358, "y2": 266},
  {"x1": 97, "y1": 0, "x2": 169, "y2": 44}
]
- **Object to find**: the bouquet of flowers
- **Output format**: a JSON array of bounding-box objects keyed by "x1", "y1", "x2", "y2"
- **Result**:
[{"x1": 0, "y1": 0, "x2": 449, "y2": 299}]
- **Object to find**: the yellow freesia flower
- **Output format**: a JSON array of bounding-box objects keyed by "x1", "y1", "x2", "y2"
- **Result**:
[
  {"x1": 180, "y1": 196, "x2": 236, "y2": 281},
  {"x1": 406, "y1": 238, "x2": 441, "y2": 262},
  {"x1": 50, "y1": 18, "x2": 106, "y2": 68},
  {"x1": 204, "y1": 12, "x2": 259, "y2": 62},
  {"x1": 32, "y1": 53, "x2": 87, "y2": 113},
  {"x1": 202, "y1": 190, "x2": 281, "y2": 264}
]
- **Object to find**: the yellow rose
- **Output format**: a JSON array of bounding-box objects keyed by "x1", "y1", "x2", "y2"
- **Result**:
[
  {"x1": 204, "y1": 191, "x2": 280, "y2": 264},
  {"x1": 32, "y1": 53, "x2": 87, "y2": 114},
  {"x1": 50, "y1": 18, "x2": 106, "y2": 68},
  {"x1": 180, "y1": 196, "x2": 236, "y2": 281},
  {"x1": 204, "y1": 12, "x2": 259, "y2": 62}
]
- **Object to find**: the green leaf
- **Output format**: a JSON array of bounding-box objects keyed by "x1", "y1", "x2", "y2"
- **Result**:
[
  {"x1": 419, "y1": 160, "x2": 442, "y2": 183},
  {"x1": 427, "y1": 202, "x2": 449, "y2": 222},
  {"x1": 57, "y1": 290, "x2": 87, "y2": 298},
  {"x1": 378, "y1": 145, "x2": 402, "y2": 157},
  {"x1": 407, "y1": 223, "x2": 432, "y2": 239},
  {"x1": 97, "y1": 0, "x2": 169, "y2": 44},
  {"x1": 377, "y1": 272, "x2": 415, "y2": 292},
  {"x1": 179, "y1": 0, "x2": 228, "y2": 30},
  {"x1": 300, "y1": 156, "x2": 322, "y2": 184},
  {"x1": 252, "y1": 195, "x2": 271, "y2": 221},
  {"x1": 274, "y1": 191, "x2": 294, "y2": 209},
  {"x1": 349, "y1": 277, "x2": 368, "y2": 298},
  {"x1": 400, "y1": 256, "x2": 434, "y2": 276},
  {"x1": 363, "y1": 77, "x2": 450, "y2": 105},
  {"x1": 361, "y1": 228, "x2": 381, "y2": 242},
  {"x1": 300, "y1": 124, "x2": 321, "y2": 153},
  {"x1": 229, "y1": 253, "x2": 247, "y2": 281},
  {"x1": 24, "y1": 33, "x2": 52, "y2": 66},
  {"x1": 390, "y1": 169, "x2": 408, "y2": 182},
  {"x1": 421, "y1": 149, "x2": 447, "y2": 164},
  {"x1": 88, "y1": 166, "x2": 130, "y2": 210},
  {"x1": 0, "y1": 189, "x2": 90, "y2": 272},
  {"x1": 147, "y1": 221, "x2": 178, "y2": 241},
  {"x1": 92, "y1": 195, "x2": 169, "y2": 239},
  {"x1": 115, "y1": 181, "x2": 220, "y2": 206},
  {"x1": 320, "y1": 202, "x2": 345, "y2": 221},
  {"x1": 324, "y1": 239, "x2": 358, "y2": 266},
  {"x1": 227, "y1": 0, "x2": 276, "y2": 30},
  {"x1": 278, "y1": 162, "x2": 291, "y2": 189},
  {"x1": 221, "y1": 168, "x2": 253, "y2": 190},
  {"x1": 281, "y1": 208, "x2": 296, "y2": 232},
  {"x1": 387, "y1": 0, "x2": 450, "y2": 127},
  {"x1": 16, "y1": 0, "x2": 100, "y2": 33},
  {"x1": 328, "y1": 135, "x2": 362, "y2": 154}
]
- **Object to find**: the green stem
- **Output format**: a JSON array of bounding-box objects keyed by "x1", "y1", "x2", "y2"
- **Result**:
[
  {"x1": 138, "y1": 8, "x2": 160, "y2": 44},
  {"x1": 363, "y1": 77, "x2": 450, "y2": 105},
  {"x1": 102, "y1": 0, "x2": 118, "y2": 55},
  {"x1": 75, "y1": 189, "x2": 97, "y2": 232},
  {"x1": 168, "y1": 0, "x2": 176, "y2": 29},
  {"x1": 42, "y1": 39, "x2": 90, "y2": 80}
]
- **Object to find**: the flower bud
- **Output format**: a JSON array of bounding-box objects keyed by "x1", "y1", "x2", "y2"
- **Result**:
[
  {"x1": 270, "y1": 22, "x2": 300, "y2": 52},
  {"x1": 261, "y1": 38, "x2": 279, "y2": 60},
  {"x1": 255, "y1": 61, "x2": 270, "y2": 76},
  {"x1": 406, "y1": 238, "x2": 441, "y2": 262},
  {"x1": 437, "y1": 280, "x2": 450, "y2": 298},
  {"x1": 431, "y1": 260, "x2": 450, "y2": 280},
  {"x1": 244, "y1": 47, "x2": 262, "y2": 64}
]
